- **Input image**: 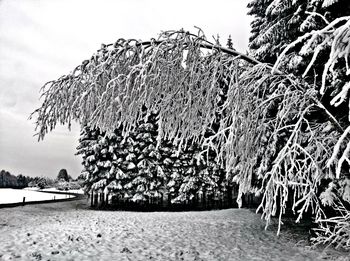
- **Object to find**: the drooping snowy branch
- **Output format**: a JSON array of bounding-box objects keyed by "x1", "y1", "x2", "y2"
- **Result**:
[{"x1": 30, "y1": 30, "x2": 254, "y2": 145}]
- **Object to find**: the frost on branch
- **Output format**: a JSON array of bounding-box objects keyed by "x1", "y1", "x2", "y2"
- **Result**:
[{"x1": 30, "y1": 29, "x2": 255, "y2": 144}]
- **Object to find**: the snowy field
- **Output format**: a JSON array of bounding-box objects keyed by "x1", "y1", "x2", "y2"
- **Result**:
[
  {"x1": 0, "y1": 189, "x2": 74, "y2": 204},
  {"x1": 0, "y1": 199, "x2": 348, "y2": 261}
]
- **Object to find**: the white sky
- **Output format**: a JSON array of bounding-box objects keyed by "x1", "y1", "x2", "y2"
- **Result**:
[{"x1": 0, "y1": 0, "x2": 252, "y2": 178}]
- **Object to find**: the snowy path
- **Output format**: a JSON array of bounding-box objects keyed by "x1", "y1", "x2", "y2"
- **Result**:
[{"x1": 0, "y1": 199, "x2": 347, "y2": 261}]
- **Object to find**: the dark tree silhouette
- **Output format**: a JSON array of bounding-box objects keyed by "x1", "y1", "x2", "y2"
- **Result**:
[{"x1": 57, "y1": 169, "x2": 69, "y2": 182}]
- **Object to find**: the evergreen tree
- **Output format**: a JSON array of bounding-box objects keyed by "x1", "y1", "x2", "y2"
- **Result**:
[
  {"x1": 76, "y1": 126, "x2": 115, "y2": 196},
  {"x1": 226, "y1": 35, "x2": 233, "y2": 50},
  {"x1": 124, "y1": 112, "x2": 165, "y2": 202},
  {"x1": 16, "y1": 174, "x2": 29, "y2": 188},
  {"x1": 247, "y1": 0, "x2": 350, "y2": 247},
  {"x1": 57, "y1": 169, "x2": 69, "y2": 181},
  {"x1": 248, "y1": 0, "x2": 350, "y2": 67},
  {"x1": 77, "y1": 114, "x2": 167, "y2": 203}
]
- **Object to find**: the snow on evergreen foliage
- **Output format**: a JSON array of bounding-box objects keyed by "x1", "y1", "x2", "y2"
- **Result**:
[
  {"x1": 76, "y1": 111, "x2": 228, "y2": 204},
  {"x1": 322, "y1": 0, "x2": 340, "y2": 8},
  {"x1": 248, "y1": 0, "x2": 347, "y2": 70}
]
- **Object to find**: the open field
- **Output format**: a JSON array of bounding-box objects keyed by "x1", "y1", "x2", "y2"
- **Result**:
[
  {"x1": 0, "y1": 189, "x2": 74, "y2": 204},
  {"x1": 0, "y1": 199, "x2": 349, "y2": 261}
]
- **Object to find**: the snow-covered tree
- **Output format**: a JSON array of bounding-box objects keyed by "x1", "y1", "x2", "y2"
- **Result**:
[
  {"x1": 31, "y1": 16, "x2": 350, "y2": 249},
  {"x1": 248, "y1": 0, "x2": 350, "y2": 111},
  {"x1": 76, "y1": 126, "x2": 110, "y2": 195},
  {"x1": 248, "y1": 0, "x2": 347, "y2": 63},
  {"x1": 247, "y1": 0, "x2": 350, "y2": 248}
]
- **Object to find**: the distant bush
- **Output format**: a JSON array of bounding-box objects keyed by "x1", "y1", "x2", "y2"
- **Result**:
[
  {"x1": 27, "y1": 176, "x2": 55, "y2": 189},
  {"x1": 55, "y1": 180, "x2": 81, "y2": 191}
]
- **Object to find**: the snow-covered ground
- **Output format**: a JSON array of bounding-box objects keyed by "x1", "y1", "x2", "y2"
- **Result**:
[
  {"x1": 22, "y1": 187, "x2": 40, "y2": 191},
  {"x1": 0, "y1": 189, "x2": 74, "y2": 204},
  {"x1": 40, "y1": 188, "x2": 85, "y2": 194},
  {"x1": 0, "y1": 199, "x2": 348, "y2": 261}
]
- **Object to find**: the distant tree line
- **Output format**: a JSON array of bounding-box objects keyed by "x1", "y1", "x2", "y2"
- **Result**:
[
  {"x1": 0, "y1": 170, "x2": 34, "y2": 188},
  {"x1": 0, "y1": 169, "x2": 84, "y2": 190}
]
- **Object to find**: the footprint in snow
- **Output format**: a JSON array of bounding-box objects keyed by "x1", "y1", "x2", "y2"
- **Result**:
[{"x1": 121, "y1": 247, "x2": 132, "y2": 253}]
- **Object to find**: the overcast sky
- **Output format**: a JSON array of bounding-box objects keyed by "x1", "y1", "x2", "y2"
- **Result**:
[{"x1": 0, "y1": 0, "x2": 252, "y2": 178}]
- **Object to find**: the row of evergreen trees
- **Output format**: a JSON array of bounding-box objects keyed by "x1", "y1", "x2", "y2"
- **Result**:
[
  {"x1": 0, "y1": 169, "x2": 83, "y2": 190},
  {"x1": 75, "y1": 1, "x2": 350, "y2": 210},
  {"x1": 76, "y1": 112, "x2": 229, "y2": 203},
  {"x1": 0, "y1": 170, "x2": 24, "y2": 188}
]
